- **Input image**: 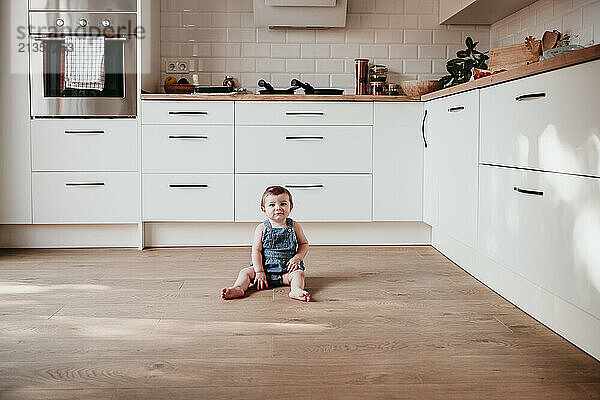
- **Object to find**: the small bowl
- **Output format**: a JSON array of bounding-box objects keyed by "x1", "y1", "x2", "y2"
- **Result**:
[{"x1": 400, "y1": 80, "x2": 443, "y2": 99}]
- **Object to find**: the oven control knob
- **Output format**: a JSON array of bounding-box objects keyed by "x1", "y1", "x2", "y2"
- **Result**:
[
  {"x1": 56, "y1": 18, "x2": 65, "y2": 27},
  {"x1": 79, "y1": 18, "x2": 88, "y2": 27},
  {"x1": 101, "y1": 19, "x2": 111, "y2": 27}
]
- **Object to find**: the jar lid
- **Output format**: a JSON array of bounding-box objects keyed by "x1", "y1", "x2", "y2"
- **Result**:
[{"x1": 370, "y1": 64, "x2": 388, "y2": 73}]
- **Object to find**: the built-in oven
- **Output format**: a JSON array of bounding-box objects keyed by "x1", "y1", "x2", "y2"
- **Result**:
[{"x1": 29, "y1": 6, "x2": 137, "y2": 117}]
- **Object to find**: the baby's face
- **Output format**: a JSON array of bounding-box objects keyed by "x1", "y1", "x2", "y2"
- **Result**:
[{"x1": 262, "y1": 193, "x2": 292, "y2": 223}]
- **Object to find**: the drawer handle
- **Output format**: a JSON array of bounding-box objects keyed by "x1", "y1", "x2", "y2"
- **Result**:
[
  {"x1": 514, "y1": 186, "x2": 543, "y2": 196},
  {"x1": 169, "y1": 184, "x2": 209, "y2": 189},
  {"x1": 515, "y1": 93, "x2": 546, "y2": 101},
  {"x1": 285, "y1": 136, "x2": 324, "y2": 140},
  {"x1": 168, "y1": 135, "x2": 209, "y2": 139},
  {"x1": 64, "y1": 130, "x2": 105, "y2": 136},
  {"x1": 285, "y1": 184, "x2": 324, "y2": 189},
  {"x1": 285, "y1": 111, "x2": 325, "y2": 116},
  {"x1": 65, "y1": 182, "x2": 105, "y2": 187},
  {"x1": 169, "y1": 111, "x2": 208, "y2": 116},
  {"x1": 448, "y1": 106, "x2": 465, "y2": 113}
]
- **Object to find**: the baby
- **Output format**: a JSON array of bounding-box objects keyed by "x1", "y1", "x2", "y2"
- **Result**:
[{"x1": 221, "y1": 185, "x2": 310, "y2": 302}]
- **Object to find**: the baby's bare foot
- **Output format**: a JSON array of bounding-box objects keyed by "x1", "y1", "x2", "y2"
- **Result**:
[
  {"x1": 221, "y1": 286, "x2": 245, "y2": 300},
  {"x1": 289, "y1": 289, "x2": 310, "y2": 302}
]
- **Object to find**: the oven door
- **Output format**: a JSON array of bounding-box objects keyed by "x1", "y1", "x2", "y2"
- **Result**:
[
  {"x1": 30, "y1": 35, "x2": 137, "y2": 118},
  {"x1": 29, "y1": 0, "x2": 136, "y2": 12}
]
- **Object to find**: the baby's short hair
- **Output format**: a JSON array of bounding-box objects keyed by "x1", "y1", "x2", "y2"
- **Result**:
[{"x1": 261, "y1": 186, "x2": 293, "y2": 208}]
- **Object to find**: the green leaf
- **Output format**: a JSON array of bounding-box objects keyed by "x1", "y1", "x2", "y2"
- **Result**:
[
  {"x1": 439, "y1": 76, "x2": 452, "y2": 85},
  {"x1": 466, "y1": 36, "x2": 474, "y2": 49},
  {"x1": 456, "y1": 50, "x2": 469, "y2": 58}
]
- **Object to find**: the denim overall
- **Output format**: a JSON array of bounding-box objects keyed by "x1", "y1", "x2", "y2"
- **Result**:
[{"x1": 251, "y1": 218, "x2": 305, "y2": 287}]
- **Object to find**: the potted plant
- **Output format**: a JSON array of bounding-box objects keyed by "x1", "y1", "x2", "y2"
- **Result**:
[{"x1": 440, "y1": 37, "x2": 489, "y2": 88}]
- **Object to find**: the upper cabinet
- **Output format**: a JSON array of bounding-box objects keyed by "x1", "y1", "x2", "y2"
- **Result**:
[{"x1": 439, "y1": 0, "x2": 538, "y2": 24}]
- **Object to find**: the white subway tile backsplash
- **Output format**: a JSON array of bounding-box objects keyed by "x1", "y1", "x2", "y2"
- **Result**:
[
  {"x1": 404, "y1": 30, "x2": 433, "y2": 44},
  {"x1": 583, "y1": 1, "x2": 600, "y2": 25},
  {"x1": 536, "y1": 1, "x2": 555, "y2": 24},
  {"x1": 162, "y1": 0, "x2": 493, "y2": 92},
  {"x1": 563, "y1": 8, "x2": 583, "y2": 32},
  {"x1": 554, "y1": 0, "x2": 574, "y2": 15}
]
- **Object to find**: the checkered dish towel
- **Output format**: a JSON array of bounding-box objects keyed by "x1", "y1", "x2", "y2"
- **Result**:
[{"x1": 64, "y1": 36, "x2": 105, "y2": 91}]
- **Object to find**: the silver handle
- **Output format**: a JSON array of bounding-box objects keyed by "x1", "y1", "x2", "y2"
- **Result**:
[
  {"x1": 169, "y1": 184, "x2": 209, "y2": 189},
  {"x1": 285, "y1": 136, "x2": 324, "y2": 140},
  {"x1": 168, "y1": 135, "x2": 208, "y2": 139},
  {"x1": 514, "y1": 186, "x2": 543, "y2": 196},
  {"x1": 285, "y1": 111, "x2": 325, "y2": 116},
  {"x1": 515, "y1": 93, "x2": 546, "y2": 101},
  {"x1": 65, "y1": 182, "x2": 105, "y2": 187},
  {"x1": 64, "y1": 130, "x2": 105, "y2": 136},
  {"x1": 169, "y1": 111, "x2": 208, "y2": 116},
  {"x1": 34, "y1": 37, "x2": 129, "y2": 42},
  {"x1": 448, "y1": 106, "x2": 465, "y2": 112},
  {"x1": 285, "y1": 184, "x2": 324, "y2": 189}
]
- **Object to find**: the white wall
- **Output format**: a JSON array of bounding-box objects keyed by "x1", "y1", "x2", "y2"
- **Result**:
[
  {"x1": 160, "y1": 0, "x2": 490, "y2": 93},
  {"x1": 490, "y1": 0, "x2": 600, "y2": 49}
]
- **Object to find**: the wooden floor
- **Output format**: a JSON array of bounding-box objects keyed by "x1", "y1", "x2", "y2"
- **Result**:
[{"x1": 0, "y1": 246, "x2": 599, "y2": 400}]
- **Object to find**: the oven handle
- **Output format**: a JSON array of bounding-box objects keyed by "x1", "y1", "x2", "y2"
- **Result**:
[{"x1": 33, "y1": 37, "x2": 129, "y2": 42}]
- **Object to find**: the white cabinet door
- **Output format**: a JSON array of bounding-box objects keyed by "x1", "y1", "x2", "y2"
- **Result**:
[
  {"x1": 422, "y1": 98, "x2": 444, "y2": 227},
  {"x1": 235, "y1": 174, "x2": 372, "y2": 222},
  {"x1": 373, "y1": 102, "x2": 423, "y2": 221},
  {"x1": 235, "y1": 102, "x2": 373, "y2": 125},
  {"x1": 480, "y1": 60, "x2": 600, "y2": 177},
  {"x1": 479, "y1": 164, "x2": 600, "y2": 319},
  {"x1": 437, "y1": 90, "x2": 479, "y2": 249},
  {"x1": 235, "y1": 126, "x2": 372, "y2": 173},
  {"x1": 32, "y1": 172, "x2": 139, "y2": 224},
  {"x1": 143, "y1": 174, "x2": 233, "y2": 222},
  {"x1": 143, "y1": 125, "x2": 233, "y2": 173},
  {"x1": 31, "y1": 119, "x2": 138, "y2": 172}
]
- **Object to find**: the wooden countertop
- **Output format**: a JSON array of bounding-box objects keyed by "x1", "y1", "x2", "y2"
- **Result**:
[
  {"x1": 140, "y1": 93, "x2": 420, "y2": 102},
  {"x1": 422, "y1": 44, "x2": 600, "y2": 101}
]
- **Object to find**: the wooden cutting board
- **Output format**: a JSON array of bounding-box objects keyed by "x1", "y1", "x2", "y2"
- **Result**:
[{"x1": 488, "y1": 41, "x2": 541, "y2": 71}]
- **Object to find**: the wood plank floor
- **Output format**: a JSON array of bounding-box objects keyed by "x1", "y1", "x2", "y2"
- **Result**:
[{"x1": 0, "y1": 246, "x2": 598, "y2": 400}]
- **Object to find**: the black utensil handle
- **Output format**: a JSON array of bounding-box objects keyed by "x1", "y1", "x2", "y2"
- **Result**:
[
  {"x1": 422, "y1": 109, "x2": 428, "y2": 148},
  {"x1": 515, "y1": 93, "x2": 546, "y2": 101},
  {"x1": 514, "y1": 186, "x2": 544, "y2": 196}
]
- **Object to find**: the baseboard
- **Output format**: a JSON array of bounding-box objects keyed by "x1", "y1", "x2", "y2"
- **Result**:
[
  {"x1": 144, "y1": 221, "x2": 431, "y2": 247},
  {"x1": 0, "y1": 224, "x2": 139, "y2": 248},
  {"x1": 432, "y1": 228, "x2": 600, "y2": 361}
]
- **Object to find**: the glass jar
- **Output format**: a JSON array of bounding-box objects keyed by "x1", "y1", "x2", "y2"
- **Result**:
[
  {"x1": 371, "y1": 81, "x2": 388, "y2": 96},
  {"x1": 369, "y1": 65, "x2": 388, "y2": 82},
  {"x1": 388, "y1": 83, "x2": 400, "y2": 96}
]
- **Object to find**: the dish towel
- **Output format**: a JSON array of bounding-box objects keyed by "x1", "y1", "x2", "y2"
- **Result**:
[{"x1": 64, "y1": 36, "x2": 105, "y2": 91}]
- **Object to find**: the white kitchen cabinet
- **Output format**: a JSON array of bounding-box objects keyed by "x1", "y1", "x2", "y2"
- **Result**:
[
  {"x1": 32, "y1": 172, "x2": 139, "y2": 224},
  {"x1": 479, "y1": 164, "x2": 600, "y2": 319},
  {"x1": 235, "y1": 126, "x2": 372, "y2": 173},
  {"x1": 373, "y1": 102, "x2": 423, "y2": 221},
  {"x1": 142, "y1": 101, "x2": 234, "y2": 125},
  {"x1": 235, "y1": 174, "x2": 372, "y2": 222},
  {"x1": 235, "y1": 102, "x2": 373, "y2": 125},
  {"x1": 480, "y1": 60, "x2": 600, "y2": 178},
  {"x1": 422, "y1": 98, "x2": 444, "y2": 228},
  {"x1": 31, "y1": 119, "x2": 138, "y2": 172},
  {"x1": 143, "y1": 125, "x2": 233, "y2": 173},
  {"x1": 437, "y1": 90, "x2": 479, "y2": 249},
  {"x1": 143, "y1": 174, "x2": 233, "y2": 222}
]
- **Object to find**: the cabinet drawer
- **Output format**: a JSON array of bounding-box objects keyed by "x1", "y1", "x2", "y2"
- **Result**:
[
  {"x1": 32, "y1": 172, "x2": 139, "y2": 224},
  {"x1": 143, "y1": 174, "x2": 233, "y2": 222},
  {"x1": 478, "y1": 165, "x2": 600, "y2": 319},
  {"x1": 235, "y1": 174, "x2": 372, "y2": 222},
  {"x1": 31, "y1": 119, "x2": 137, "y2": 171},
  {"x1": 235, "y1": 102, "x2": 373, "y2": 125},
  {"x1": 143, "y1": 125, "x2": 233, "y2": 173},
  {"x1": 236, "y1": 126, "x2": 372, "y2": 173},
  {"x1": 141, "y1": 101, "x2": 234, "y2": 125},
  {"x1": 480, "y1": 60, "x2": 600, "y2": 177}
]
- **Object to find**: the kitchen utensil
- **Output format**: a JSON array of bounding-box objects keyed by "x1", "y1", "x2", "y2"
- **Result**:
[
  {"x1": 258, "y1": 79, "x2": 299, "y2": 94},
  {"x1": 542, "y1": 30, "x2": 560, "y2": 52},
  {"x1": 355, "y1": 58, "x2": 369, "y2": 95},
  {"x1": 388, "y1": 83, "x2": 400, "y2": 96},
  {"x1": 369, "y1": 64, "x2": 388, "y2": 82},
  {"x1": 540, "y1": 44, "x2": 584, "y2": 60},
  {"x1": 290, "y1": 79, "x2": 344, "y2": 95},
  {"x1": 488, "y1": 42, "x2": 540, "y2": 71},
  {"x1": 371, "y1": 81, "x2": 387, "y2": 96},
  {"x1": 400, "y1": 80, "x2": 442, "y2": 99}
]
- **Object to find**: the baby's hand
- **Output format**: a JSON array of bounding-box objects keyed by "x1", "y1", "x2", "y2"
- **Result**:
[
  {"x1": 286, "y1": 256, "x2": 302, "y2": 273},
  {"x1": 254, "y1": 271, "x2": 268, "y2": 290}
]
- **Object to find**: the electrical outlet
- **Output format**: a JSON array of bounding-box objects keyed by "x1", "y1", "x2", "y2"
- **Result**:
[
  {"x1": 166, "y1": 59, "x2": 178, "y2": 73},
  {"x1": 177, "y1": 60, "x2": 189, "y2": 73}
]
